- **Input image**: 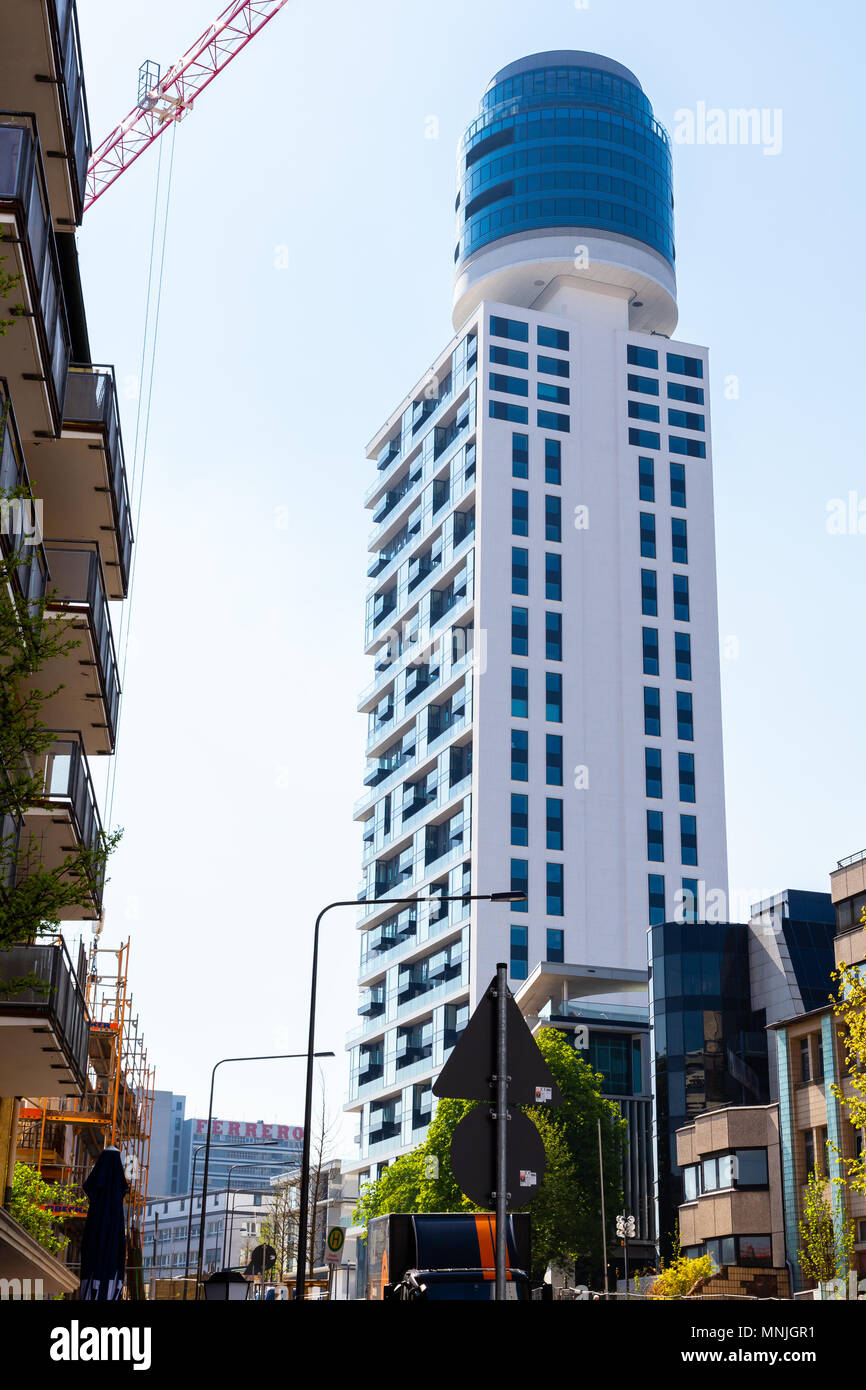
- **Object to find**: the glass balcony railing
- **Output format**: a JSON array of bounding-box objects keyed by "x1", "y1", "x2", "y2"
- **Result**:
[
  {"x1": 35, "y1": 732, "x2": 105, "y2": 898},
  {"x1": 0, "y1": 377, "x2": 48, "y2": 611},
  {"x1": 51, "y1": 0, "x2": 92, "y2": 215},
  {"x1": 63, "y1": 365, "x2": 133, "y2": 593},
  {"x1": 0, "y1": 117, "x2": 71, "y2": 427},
  {"x1": 44, "y1": 541, "x2": 121, "y2": 743},
  {"x1": 0, "y1": 935, "x2": 90, "y2": 1091}
]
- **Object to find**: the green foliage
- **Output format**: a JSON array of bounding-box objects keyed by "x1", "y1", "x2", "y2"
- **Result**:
[
  {"x1": 0, "y1": 516, "x2": 121, "y2": 957},
  {"x1": 831, "y1": 932, "x2": 866, "y2": 1197},
  {"x1": 648, "y1": 1252, "x2": 716, "y2": 1300},
  {"x1": 0, "y1": 227, "x2": 25, "y2": 336},
  {"x1": 797, "y1": 1167, "x2": 854, "y2": 1285},
  {"x1": 9, "y1": 1162, "x2": 80, "y2": 1257},
  {"x1": 353, "y1": 1027, "x2": 625, "y2": 1274}
]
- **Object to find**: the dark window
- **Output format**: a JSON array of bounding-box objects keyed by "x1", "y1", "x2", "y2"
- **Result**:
[
  {"x1": 681, "y1": 878, "x2": 699, "y2": 923},
  {"x1": 648, "y1": 873, "x2": 665, "y2": 925},
  {"x1": 510, "y1": 793, "x2": 528, "y2": 846},
  {"x1": 510, "y1": 924, "x2": 528, "y2": 978},
  {"x1": 491, "y1": 315, "x2": 528, "y2": 342},
  {"x1": 546, "y1": 928, "x2": 564, "y2": 962},
  {"x1": 673, "y1": 573, "x2": 690, "y2": 621},
  {"x1": 511, "y1": 667, "x2": 528, "y2": 718},
  {"x1": 628, "y1": 373, "x2": 659, "y2": 396},
  {"x1": 546, "y1": 862, "x2": 564, "y2": 916},
  {"x1": 668, "y1": 408, "x2": 704, "y2": 432},
  {"x1": 490, "y1": 400, "x2": 528, "y2": 423},
  {"x1": 670, "y1": 435, "x2": 706, "y2": 458},
  {"x1": 511, "y1": 726, "x2": 529, "y2": 779},
  {"x1": 512, "y1": 546, "x2": 528, "y2": 595},
  {"x1": 538, "y1": 354, "x2": 569, "y2": 377},
  {"x1": 678, "y1": 752, "x2": 695, "y2": 803},
  {"x1": 512, "y1": 488, "x2": 528, "y2": 535},
  {"x1": 511, "y1": 431, "x2": 528, "y2": 477},
  {"x1": 546, "y1": 735, "x2": 563, "y2": 786},
  {"x1": 645, "y1": 747, "x2": 662, "y2": 799},
  {"x1": 644, "y1": 686, "x2": 661, "y2": 737},
  {"x1": 668, "y1": 381, "x2": 704, "y2": 404},
  {"x1": 546, "y1": 611, "x2": 562, "y2": 661},
  {"x1": 799, "y1": 1038, "x2": 811, "y2": 1084},
  {"x1": 677, "y1": 691, "x2": 694, "y2": 741},
  {"x1": 672, "y1": 517, "x2": 688, "y2": 564},
  {"x1": 675, "y1": 631, "x2": 692, "y2": 681},
  {"x1": 546, "y1": 672, "x2": 563, "y2": 722},
  {"x1": 545, "y1": 552, "x2": 562, "y2": 600},
  {"x1": 666, "y1": 352, "x2": 703, "y2": 378},
  {"x1": 629, "y1": 428, "x2": 660, "y2": 449},
  {"x1": 628, "y1": 344, "x2": 658, "y2": 369},
  {"x1": 629, "y1": 400, "x2": 660, "y2": 423},
  {"x1": 641, "y1": 568, "x2": 658, "y2": 616},
  {"x1": 647, "y1": 810, "x2": 664, "y2": 862},
  {"x1": 538, "y1": 381, "x2": 570, "y2": 405},
  {"x1": 546, "y1": 797, "x2": 563, "y2": 850},
  {"x1": 511, "y1": 606, "x2": 528, "y2": 656},
  {"x1": 670, "y1": 461, "x2": 686, "y2": 508},
  {"x1": 680, "y1": 814, "x2": 698, "y2": 866},
  {"x1": 642, "y1": 627, "x2": 659, "y2": 676},
  {"x1": 538, "y1": 409, "x2": 570, "y2": 432},
  {"x1": 490, "y1": 345, "x2": 528, "y2": 368},
  {"x1": 544, "y1": 438, "x2": 561, "y2": 484},
  {"x1": 510, "y1": 861, "x2": 528, "y2": 911},
  {"x1": 545, "y1": 495, "x2": 562, "y2": 542},
  {"x1": 639, "y1": 456, "x2": 655, "y2": 502},
  {"x1": 490, "y1": 371, "x2": 529, "y2": 397},
  {"x1": 640, "y1": 512, "x2": 656, "y2": 558},
  {"x1": 538, "y1": 325, "x2": 569, "y2": 350}
]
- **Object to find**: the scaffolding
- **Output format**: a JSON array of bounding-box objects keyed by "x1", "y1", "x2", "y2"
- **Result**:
[{"x1": 16, "y1": 938, "x2": 155, "y2": 1273}]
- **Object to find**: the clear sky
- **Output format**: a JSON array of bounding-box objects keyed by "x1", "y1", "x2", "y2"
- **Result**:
[{"x1": 71, "y1": 0, "x2": 866, "y2": 1150}]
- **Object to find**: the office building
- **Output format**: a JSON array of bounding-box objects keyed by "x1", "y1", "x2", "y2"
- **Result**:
[{"x1": 348, "y1": 50, "x2": 729, "y2": 1176}]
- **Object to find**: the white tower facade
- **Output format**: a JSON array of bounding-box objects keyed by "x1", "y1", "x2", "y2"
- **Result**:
[{"x1": 346, "y1": 52, "x2": 728, "y2": 1178}]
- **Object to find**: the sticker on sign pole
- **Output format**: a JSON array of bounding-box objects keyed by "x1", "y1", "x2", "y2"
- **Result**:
[
  {"x1": 535, "y1": 1086, "x2": 552, "y2": 1103},
  {"x1": 519, "y1": 1170, "x2": 538, "y2": 1188}
]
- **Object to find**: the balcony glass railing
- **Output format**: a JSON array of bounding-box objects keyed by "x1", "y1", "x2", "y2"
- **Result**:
[
  {"x1": 37, "y1": 732, "x2": 104, "y2": 880},
  {"x1": 63, "y1": 365, "x2": 133, "y2": 592},
  {"x1": 0, "y1": 378, "x2": 48, "y2": 610},
  {"x1": 0, "y1": 935, "x2": 90, "y2": 1089},
  {"x1": 52, "y1": 0, "x2": 93, "y2": 212},
  {"x1": 0, "y1": 118, "x2": 71, "y2": 424},
  {"x1": 44, "y1": 541, "x2": 121, "y2": 741}
]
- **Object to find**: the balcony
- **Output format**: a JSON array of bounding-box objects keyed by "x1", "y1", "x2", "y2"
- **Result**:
[
  {"x1": 33, "y1": 541, "x2": 121, "y2": 753},
  {"x1": 0, "y1": 377, "x2": 49, "y2": 611},
  {"x1": 358, "y1": 986, "x2": 385, "y2": 1019},
  {"x1": 19, "y1": 732, "x2": 105, "y2": 918},
  {"x1": 0, "y1": 935, "x2": 89, "y2": 1095},
  {"x1": 0, "y1": 117, "x2": 71, "y2": 436},
  {"x1": 33, "y1": 364, "x2": 133, "y2": 597},
  {"x1": 0, "y1": 1, "x2": 91, "y2": 223}
]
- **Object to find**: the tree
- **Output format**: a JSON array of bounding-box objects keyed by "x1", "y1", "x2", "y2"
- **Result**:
[
  {"x1": 353, "y1": 1028, "x2": 625, "y2": 1277},
  {"x1": 9, "y1": 1161, "x2": 81, "y2": 1257},
  {"x1": 648, "y1": 1252, "x2": 716, "y2": 1300},
  {"x1": 259, "y1": 1076, "x2": 339, "y2": 1283},
  {"x1": 831, "y1": 918, "x2": 866, "y2": 1196},
  {"x1": 0, "y1": 494, "x2": 120, "y2": 962},
  {"x1": 797, "y1": 1167, "x2": 854, "y2": 1287}
]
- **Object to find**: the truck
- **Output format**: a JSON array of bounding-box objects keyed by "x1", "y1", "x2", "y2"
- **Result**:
[{"x1": 364, "y1": 1212, "x2": 532, "y2": 1301}]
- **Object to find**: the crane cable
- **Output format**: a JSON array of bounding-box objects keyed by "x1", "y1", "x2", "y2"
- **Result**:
[{"x1": 104, "y1": 119, "x2": 178, "y2": 831}]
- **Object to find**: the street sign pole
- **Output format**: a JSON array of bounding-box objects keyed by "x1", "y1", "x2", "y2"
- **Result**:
[
  {"x1": 597, "y1": 1117, "x2": 608, "y2": 1300},
  {"x1": 495, "y1": 962, "x2": 508, "y2": 1302}
]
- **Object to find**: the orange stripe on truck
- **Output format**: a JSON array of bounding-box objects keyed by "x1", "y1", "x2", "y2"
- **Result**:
[{"x1": 474, "y1": 1214, "x2": 511, "y2": 1280}]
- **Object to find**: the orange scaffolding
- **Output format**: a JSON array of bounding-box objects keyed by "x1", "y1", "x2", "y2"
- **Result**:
[{"x1": 17, "y1": 938, "x2": 155, "y2": 1261}]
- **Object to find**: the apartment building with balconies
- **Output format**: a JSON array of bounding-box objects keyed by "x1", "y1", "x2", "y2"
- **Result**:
[
  {"x1": 347, "y1": 52, "x2": 730, "y2": 1180},
  {"x1": 0, "y1": 0, "x2": 137, "y2": 1297}
]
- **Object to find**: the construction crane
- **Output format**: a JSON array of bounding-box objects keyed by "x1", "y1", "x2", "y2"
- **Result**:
[{"x1": 84, "y1": 0, "x2": 289, "y2": 211}]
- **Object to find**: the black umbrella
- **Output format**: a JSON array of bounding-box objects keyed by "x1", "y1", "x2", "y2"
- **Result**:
[{"x1": 79, "y1": 1146, "x2": 129, "y2": 1300}]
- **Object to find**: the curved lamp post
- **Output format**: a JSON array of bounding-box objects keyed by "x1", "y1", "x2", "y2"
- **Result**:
[
  {"x1": 294, "y1": 889, "x2": 525, "y2": 1300},
  {"x1": 195, "y1": 1050, "x2": 333, "y2": 1297},
  {"x1": 220, "y1": 1154, "x2": 291, "y2": 1269}
]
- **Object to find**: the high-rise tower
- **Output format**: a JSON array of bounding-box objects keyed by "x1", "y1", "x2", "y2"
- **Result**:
[{"x1": 347, "y1": 52, "x2": 728, "y2": 1180}]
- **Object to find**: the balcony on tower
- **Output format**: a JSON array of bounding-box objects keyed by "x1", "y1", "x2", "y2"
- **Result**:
[
  {"x1": 0, "y1": 1, "x2": 92, "y2": 224},
  {"x1": 33, "y1": 364, "x2": 134, "y2": 597},
  {"x1": 18, "y1": 732, "x2": 105, "y2": 919},
  {"x1": 0, "y1": 116, "x2": 71, "y2": 436},
  {"x1": 0, "y1": 377, "x2": 49, "y2": 612},
  {"x1": 33, "y1": 541, "x2": 121, "y2": 754},
  {"x1": 0, "y1": 935, "x2": 90, "y2": 1097}
]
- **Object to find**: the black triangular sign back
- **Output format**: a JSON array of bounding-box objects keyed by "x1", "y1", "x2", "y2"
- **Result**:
[{"x1": 433, "y1": 974, "x2": 562, "y2": 1105}]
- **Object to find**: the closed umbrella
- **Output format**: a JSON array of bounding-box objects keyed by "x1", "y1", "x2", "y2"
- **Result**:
[{"x1": 79, "y1": 1146, "x2": 129, "y2": 1300}]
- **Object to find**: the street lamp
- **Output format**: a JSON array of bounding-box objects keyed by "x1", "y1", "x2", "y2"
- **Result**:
[
  {"x1": 195, "y1": 1050, "x2": 333, "y2": 1297},
  {"x1": 183, "y1": 1141, "x2": 282, "y2": 1296},
  {"x1": 294, "y1": 889, "x2": 526, "y2": 1300}
]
